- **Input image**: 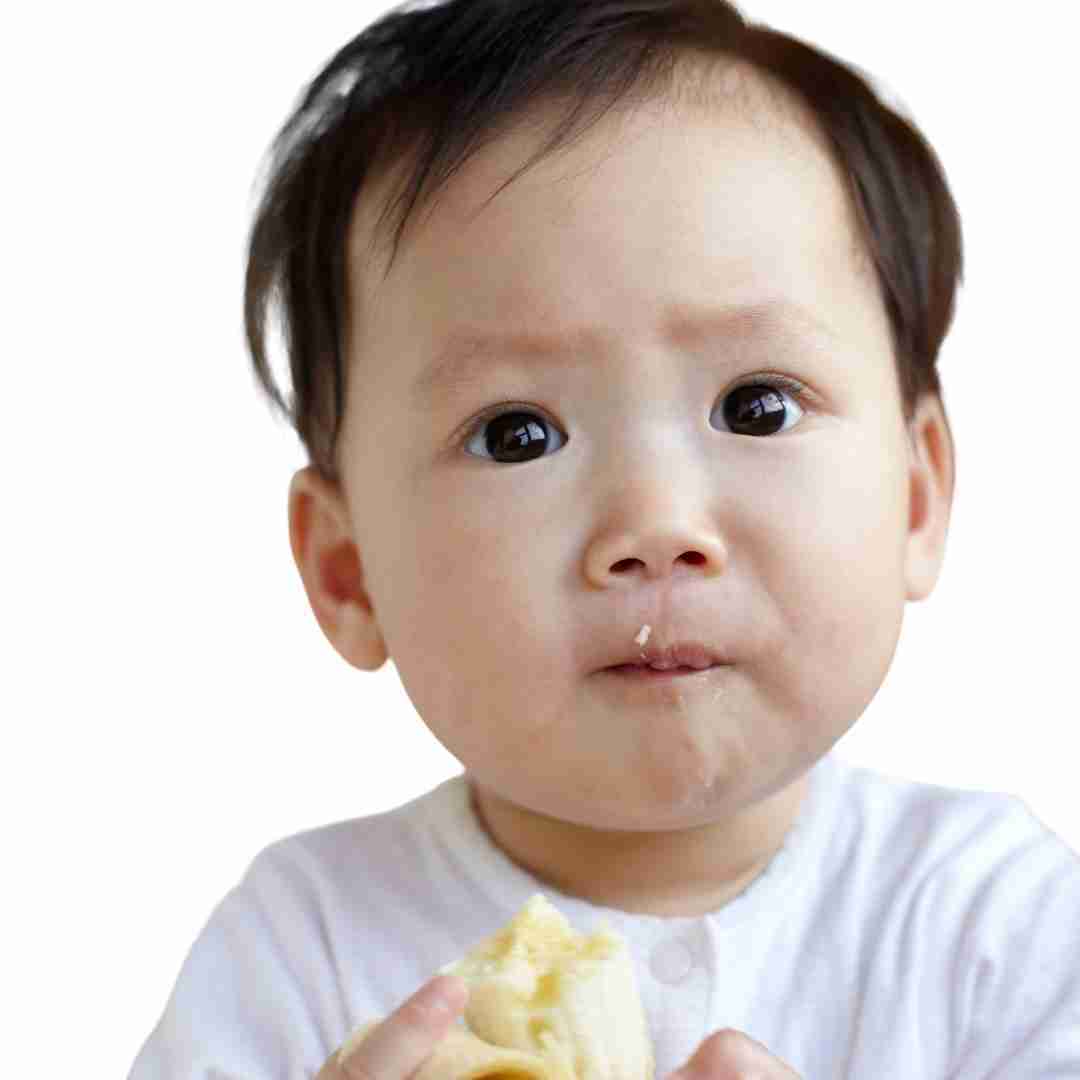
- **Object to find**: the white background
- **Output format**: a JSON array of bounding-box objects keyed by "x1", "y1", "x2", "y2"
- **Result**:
[{"x1": 3, "y1": 1, "x2": 1077, "y2": 1075}]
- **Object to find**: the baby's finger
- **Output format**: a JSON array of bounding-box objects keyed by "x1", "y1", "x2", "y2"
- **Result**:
[
  {"x1": 335, "y1": 975, "x2": 469, "y2": 1080},
  {"x1": 672, "y1": 1029, "x2": 801, "y2": 1079}
]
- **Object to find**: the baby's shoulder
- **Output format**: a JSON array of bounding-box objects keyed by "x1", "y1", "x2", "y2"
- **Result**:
[
  {"x1": 837, "y1": 759, "x2": 1080, "y2": 911},
  {"x1": 251, "y1": 791, "x2": 438, "y2": 903}
]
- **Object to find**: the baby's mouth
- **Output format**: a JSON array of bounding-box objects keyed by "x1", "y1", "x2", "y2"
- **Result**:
[
  {"x1": 605, "y1": 663, "x2": 721, "y2": 679},
  {"x1": 592, "y1": 637, "x2": 732, "y2": 677}
]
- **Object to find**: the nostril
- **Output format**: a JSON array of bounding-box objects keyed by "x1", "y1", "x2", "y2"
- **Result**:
[{"x1": 611, "y1": 553, "x2": 706, "y2": 574}]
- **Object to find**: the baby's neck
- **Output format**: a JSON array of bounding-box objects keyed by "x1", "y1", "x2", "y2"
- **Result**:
[{"x1": 467, "y1": 773, "x2": 810, "y2": 918}]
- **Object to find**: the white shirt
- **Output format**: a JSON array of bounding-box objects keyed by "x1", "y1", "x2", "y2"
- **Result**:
[{"x1": 128, "y1": 751, "x2": 1080, "y2": 1078}]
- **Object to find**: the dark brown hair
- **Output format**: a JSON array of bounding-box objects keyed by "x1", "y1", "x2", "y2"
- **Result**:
[{"x1": 244, "y1": 0, "x2": 964, "y2": 483}]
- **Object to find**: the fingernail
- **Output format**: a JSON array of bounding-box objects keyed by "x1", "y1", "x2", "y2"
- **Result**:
[{"x1": 427, "y1": 974, "x2": 468, "y2": 1016}]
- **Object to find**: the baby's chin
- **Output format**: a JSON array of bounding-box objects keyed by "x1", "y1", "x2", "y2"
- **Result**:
[{"x1": 510, "y1": 766, "x2": 753, "y2": 833}]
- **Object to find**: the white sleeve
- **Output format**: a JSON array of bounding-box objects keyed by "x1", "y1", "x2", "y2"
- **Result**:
[
  {"x1": 948, "y1": 806, "x2": 1080, "y2": 1078},
  {"x1": 127, "y1": 842, "x2": 346, "y2": 1080}
]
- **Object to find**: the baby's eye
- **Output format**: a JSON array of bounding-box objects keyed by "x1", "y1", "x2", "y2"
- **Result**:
[
  {"x1": 461, "y1": 378, "x2": 808, "y2": 464},
  {"x1": 713, "y1": 379, "x2": 806, "y2": 437},
  {"x1": 463, "y1": 407, "x2": 566, "y2": 464}
]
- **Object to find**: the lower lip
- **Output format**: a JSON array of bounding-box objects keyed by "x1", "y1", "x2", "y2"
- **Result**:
[{"x1": 603, "y1": 664, "x2": 722, "y2": 680}]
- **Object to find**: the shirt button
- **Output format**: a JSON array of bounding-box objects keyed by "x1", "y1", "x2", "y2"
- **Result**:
[{"x1": 650, "y1": 939, "x2": 695, "y2": 985}]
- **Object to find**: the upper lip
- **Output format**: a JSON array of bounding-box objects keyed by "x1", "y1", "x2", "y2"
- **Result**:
[{"x1": 599, "y1": 640, "x2": 728, "y2": 672}]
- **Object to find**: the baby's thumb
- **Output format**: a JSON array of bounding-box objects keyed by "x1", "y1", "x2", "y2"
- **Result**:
[{"x1": 670, "y1": 1029, "x2": 801, "y2": 1079}]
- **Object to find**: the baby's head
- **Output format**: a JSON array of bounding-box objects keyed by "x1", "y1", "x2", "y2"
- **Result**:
[{"x1": 245, "y1": 0, "x2": 959, "y2": 836}]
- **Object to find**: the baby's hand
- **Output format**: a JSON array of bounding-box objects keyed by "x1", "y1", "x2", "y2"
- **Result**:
[
  {"x1": 316, "y1": 975, "x2": 469, "y2": 1080},
  {"x1": 669, "y1": 1029, "x2": 801, "y2": 1080}
]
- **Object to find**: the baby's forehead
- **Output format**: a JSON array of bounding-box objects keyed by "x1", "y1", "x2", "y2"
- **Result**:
[{"x1": 346, "y1": 57, "x2": 854, "y2": 281}]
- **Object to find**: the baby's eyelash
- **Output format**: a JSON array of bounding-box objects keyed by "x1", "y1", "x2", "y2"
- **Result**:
[{"x1": 730, "y1": 373, "x2": 811, "y2": 401}]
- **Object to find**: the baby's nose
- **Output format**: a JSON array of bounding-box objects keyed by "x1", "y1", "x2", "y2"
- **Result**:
[{"x1": 584, "y1": 524, "x2": 727, "y2": 587}]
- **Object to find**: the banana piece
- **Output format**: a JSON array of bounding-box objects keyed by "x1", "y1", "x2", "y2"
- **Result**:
[{"x1": 339, "y1": 895, "x2": 654, "y2": 1080}]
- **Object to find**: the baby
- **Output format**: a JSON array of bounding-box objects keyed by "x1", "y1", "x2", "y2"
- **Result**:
[{"x1": 130, "y1": 1, "x2": 1080, "y2": 1077}]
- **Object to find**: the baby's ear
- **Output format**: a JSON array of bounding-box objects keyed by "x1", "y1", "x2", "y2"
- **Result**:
[
  {"x1": 903, "y1": 394, "x2": 956, "y2": 603},
  {"x1": 287, "y1": 466, "x2": 389, "y2": 671}
]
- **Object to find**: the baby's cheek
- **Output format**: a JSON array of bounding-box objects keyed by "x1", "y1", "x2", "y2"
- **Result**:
[
  {"x1": 762, "y1": 516, "x2": 899, "y2": 722},
  {"x1": 794, "y1": 572, "x2": 903, "y2": 733},
  {"x1": 813, "y1": 604, "x2": 853, "y2": 657}
]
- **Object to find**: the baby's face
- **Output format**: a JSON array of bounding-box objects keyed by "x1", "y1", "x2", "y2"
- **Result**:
[{"x1": 323, "y1": 80, "x2": 949, "y2": 831}]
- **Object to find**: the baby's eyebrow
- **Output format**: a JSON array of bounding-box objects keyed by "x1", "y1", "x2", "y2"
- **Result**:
[{"x1": 411, "y1": 297, "x2": 838, "y2": 409}]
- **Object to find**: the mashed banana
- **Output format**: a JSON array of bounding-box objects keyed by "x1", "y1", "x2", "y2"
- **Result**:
[{"x1": 339, "y1": 895, "x2": 654, "y2": 1080}]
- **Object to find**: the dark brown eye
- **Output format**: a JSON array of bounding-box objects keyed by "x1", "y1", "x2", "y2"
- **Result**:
[
  {"x1": 465, "y1": 409, "x2": 565, "y2": 463},
  {"x1": 717, "y1": 383, "x2": 803, "y2": 436}
]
